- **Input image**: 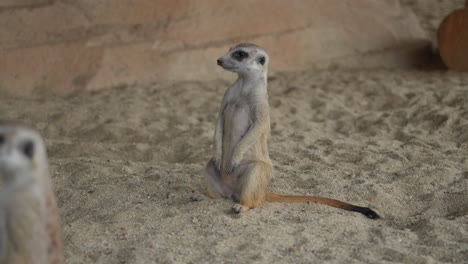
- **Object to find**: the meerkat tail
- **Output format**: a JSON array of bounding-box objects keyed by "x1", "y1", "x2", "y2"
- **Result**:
[{"x1": 266, "y1": 192, "x2": 380, "y2": 219}]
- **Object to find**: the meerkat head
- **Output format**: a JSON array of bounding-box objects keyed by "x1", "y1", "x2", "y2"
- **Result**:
[
  {"x1": 0, "y1": 121, "x2": 48, "y2": 184},
  {"x1": 217, "y1": 43, "x2": 269, "y2": 76}
]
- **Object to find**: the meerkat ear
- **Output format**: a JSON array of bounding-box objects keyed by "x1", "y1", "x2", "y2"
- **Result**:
[{"x1": 257, "y1": 56, "x2": 266, "y2": 65}]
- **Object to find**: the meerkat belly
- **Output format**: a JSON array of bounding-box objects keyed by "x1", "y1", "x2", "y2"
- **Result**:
[
  {"x1": 222, "y1": 104, "x2": 252, "y2": 161},
  {"x1": 5, "y1": 192, "x2": 48, "y2": 263}
]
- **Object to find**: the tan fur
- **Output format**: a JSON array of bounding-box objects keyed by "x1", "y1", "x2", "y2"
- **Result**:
[
  {"x1": 45, "y1": 180, "x2": 65, "y2": 264},
  {"x1": 205, "y1": 43, "x2": 379, "y2": 219}
]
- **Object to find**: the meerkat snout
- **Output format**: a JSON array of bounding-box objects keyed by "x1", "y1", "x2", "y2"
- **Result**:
[{"x1": 217, "y1": 58, "x2": 223, "y2": 66}]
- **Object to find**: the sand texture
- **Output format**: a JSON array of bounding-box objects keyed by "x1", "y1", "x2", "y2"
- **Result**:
[{"x1": 0, "y1": 68, "x2": 467, "y2": 263}]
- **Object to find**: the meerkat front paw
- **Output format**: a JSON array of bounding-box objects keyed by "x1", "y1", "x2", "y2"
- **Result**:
[
  {"x1": 214, "y1": 157, "x2": 222, "y2": 172},
  {"x1": 225, "y1": 162, "x2": 238, "y2": 175},
  {"x1": 225, "y1": 156, "x2": 242, "y2": 175},
  {"x1": 232, "y1": 203, "x2": 249, "y2": 214}
]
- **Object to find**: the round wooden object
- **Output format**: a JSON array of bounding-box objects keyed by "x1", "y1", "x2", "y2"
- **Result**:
[{"x1": 438, "y1": 8, "x2": 468, "y2": 71}]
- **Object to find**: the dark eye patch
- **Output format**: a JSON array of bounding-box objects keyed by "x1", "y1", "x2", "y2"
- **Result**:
[
  {"x1": 232, "y1": 50, "x2": 249, "y2": 61},
  {"x1": 22, "y1": 141, "x2": 34, "y2": 159},
  {"x1": 257, "y1": 56, "x2": 265, "y2": 65},
  {"x1": 0, "y1": 134, "x2": 4, "y2": 145}
]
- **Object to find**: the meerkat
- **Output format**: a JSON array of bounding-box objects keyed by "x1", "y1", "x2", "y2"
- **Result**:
[
  {"x1": 204, "y1": 43, "x2": 380, "y2": 219},
  {"x1": 0, "y1": 120, "x2": 64, "y2": 264}
]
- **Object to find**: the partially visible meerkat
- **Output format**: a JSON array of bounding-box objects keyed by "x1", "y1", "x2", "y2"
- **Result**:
[
  {"x1": 0, "y1": 120, "x2": 64, "y2": 264},
  {"x1": 205, "y1": 43, "x2": 379, "y2": 219}
]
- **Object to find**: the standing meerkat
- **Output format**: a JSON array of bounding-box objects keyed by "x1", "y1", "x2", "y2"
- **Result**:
[
  {"x1": 0, "y1": 120, "x2": 64, "y2": 264},
  {"x1": 205, "y1": 43, "x2": 379, "y2": 219}
]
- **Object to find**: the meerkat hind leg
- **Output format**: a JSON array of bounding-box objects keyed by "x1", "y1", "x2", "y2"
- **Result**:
[
  {"x1": 205, "y1": 159, "x2": 233, "y2": 199},
  {"x1": 232, "y1": 161, "x2": 269, "y2": 214}
]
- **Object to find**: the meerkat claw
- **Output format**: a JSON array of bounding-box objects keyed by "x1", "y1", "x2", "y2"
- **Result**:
[
  {"x1": 226, "y1": 163, "x2": 238, "y2": 175},
  {"x1": 214, "y1": 159, "x2": 222, "y2": 172}
]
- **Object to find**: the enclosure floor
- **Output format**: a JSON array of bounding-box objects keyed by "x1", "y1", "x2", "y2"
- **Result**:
[{"x1": 1, "y1": 68, "x2": 467, "y2": 263}]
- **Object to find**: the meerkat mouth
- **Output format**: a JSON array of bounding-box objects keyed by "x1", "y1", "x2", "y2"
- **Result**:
[{"x1": 221, "y1": 65, "x2": 239, "y2": 71}]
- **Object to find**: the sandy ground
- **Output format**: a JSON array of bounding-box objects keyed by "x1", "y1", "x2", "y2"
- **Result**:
[{"x1": 1, "y1": 67, "x2": 467, "y2": 263}]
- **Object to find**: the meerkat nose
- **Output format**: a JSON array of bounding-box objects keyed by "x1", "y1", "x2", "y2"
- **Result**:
[{"x1": 217, "y1": 59, "x2": 223, "y2": 66}]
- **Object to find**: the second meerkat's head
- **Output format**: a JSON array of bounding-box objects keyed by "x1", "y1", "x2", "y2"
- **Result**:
[
  {"x1": 0, "y1": 121, "x2": 48, "y2": 184},
  {"x1": 217, "y1": 43, "x2": 269, "y2": 76}
]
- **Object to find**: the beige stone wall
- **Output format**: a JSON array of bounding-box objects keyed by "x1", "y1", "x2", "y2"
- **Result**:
[{"x1": 0, "y1": 0, "x2": 428, "y2": 95}]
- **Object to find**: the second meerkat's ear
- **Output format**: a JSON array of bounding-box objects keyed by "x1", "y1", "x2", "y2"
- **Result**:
[{"x1": 257, "y1": 56, "x2": 265, "y2": 65}]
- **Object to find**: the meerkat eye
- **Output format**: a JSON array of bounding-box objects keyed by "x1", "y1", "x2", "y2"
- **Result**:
[
  {"x1": 232, "y1": 50, "x2": 249, "y2": 61},
  {"x1": 22, "y1": 140, "x2": 34, "y2": 159},
  {"x1": 258, "y1": 56, "x2": 265, "y2": 65},
  {"x1": 0, "y1": 134, "x2": 4, "y2": 145}
]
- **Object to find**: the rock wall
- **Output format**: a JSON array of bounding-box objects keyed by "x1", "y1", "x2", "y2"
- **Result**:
[{"x1": 0, "y1": 0, "x2": 428, "y2": 95}]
